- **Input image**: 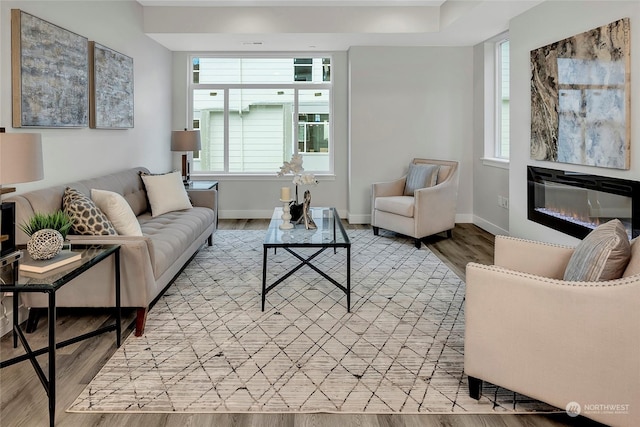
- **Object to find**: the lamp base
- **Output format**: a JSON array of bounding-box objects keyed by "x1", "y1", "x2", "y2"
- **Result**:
[{"x1": 1, "y1": 202, "x2": 16, "y2": 257}]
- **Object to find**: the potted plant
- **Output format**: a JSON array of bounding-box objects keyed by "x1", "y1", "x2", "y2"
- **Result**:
[{"x1": 19, "y1": 211, "x2": 73, "y2": 260}]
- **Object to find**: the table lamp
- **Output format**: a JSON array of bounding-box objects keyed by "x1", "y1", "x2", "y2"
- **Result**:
[
  {"x1": 0, "y1": 131, "x2": 44, "y2": 256},
  {"x1": 171, "y1": 129, "x2": 201, "y2": 186}
]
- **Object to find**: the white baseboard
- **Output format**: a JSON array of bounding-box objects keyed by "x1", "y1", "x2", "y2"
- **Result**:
[
  {"x1": 348, "y1": 213, "x2": 473, "y2": 225},
  {"x1": 472, "y1": 215, "x2": 509, "y2": 236},
  {"x1": 219, "y1": 208, "x2": 350, "y2": 221},
  {"x1": 347, "y1": 213, "x2": 370, "y2": 224}
]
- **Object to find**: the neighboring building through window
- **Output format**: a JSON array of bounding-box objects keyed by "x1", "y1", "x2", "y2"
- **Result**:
[
  {"x1": 497, "y1": 39, "x2": 510, "y2": 159},
  {"x1": 190, "y1": 56, "x2": 332, "y2": 174}
]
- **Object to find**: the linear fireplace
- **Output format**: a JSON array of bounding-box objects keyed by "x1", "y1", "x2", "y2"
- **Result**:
[{"x1": 527, "y1": 166, "x2": 640, "y2": 239}]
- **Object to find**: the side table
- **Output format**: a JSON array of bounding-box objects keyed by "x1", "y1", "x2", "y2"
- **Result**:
[
  {"x1": 0, "y1": 244, "x2": 121, "y2": 427},
  {"x1": 187, "y1": 180, "x2": 219, "y2": 229}
]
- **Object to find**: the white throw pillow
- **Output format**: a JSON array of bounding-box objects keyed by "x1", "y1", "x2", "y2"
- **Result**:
[
  {"x1": 141, "y1": 171, "x2": 192, "y2": 217},
  {"x1": 91, "y1": 189, "x2": 143, "y2": 236}
]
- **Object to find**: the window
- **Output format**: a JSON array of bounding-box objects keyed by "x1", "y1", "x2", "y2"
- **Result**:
[
  {"x1": 496, "y1": 39, "x2": 510, "y2": 159},
  {"x1": 483, "y1": 34, "x2": 509, "y2": 167},
  {"x1": 190, "y1": 56, "x2": 332, "y2": 175}
]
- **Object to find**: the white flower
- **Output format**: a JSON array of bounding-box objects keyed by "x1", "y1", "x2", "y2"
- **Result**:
[
  {"x1": 278, "y1": 154, "x2": 318, "y2": 189},
  {"x1": 277, "y1": 154, "x2": 304, "y2": 176},
  {"x1": 293, "y1": 173, "x2": 318, "y2": 186}
]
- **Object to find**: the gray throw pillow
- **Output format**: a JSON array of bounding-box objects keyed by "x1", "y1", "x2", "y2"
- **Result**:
[
  {"x1": 563, "y1": 219, "x2": 631, "y2": 282},
  {"x1": 403, "y1": 163, "x2": 440, "y2": 196},
  {"x1": 63, "y1": 187, "x2": 118, "y2": 236}
]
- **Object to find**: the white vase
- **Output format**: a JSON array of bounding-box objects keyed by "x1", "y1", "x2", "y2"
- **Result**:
[{"x1": 27, "y1": 229, "x2": 64, "y2": 260}]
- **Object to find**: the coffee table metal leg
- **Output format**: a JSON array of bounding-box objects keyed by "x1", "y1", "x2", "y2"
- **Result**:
[
  {"x1": 347, "y1": 246, "x2": 351, "y2": 312},
  {"x1": 48, "y1": 291, "x2": 56, "y2": 427},
  {"x1": 262, "y1": 246, "x2": 268, "y2": 311}
]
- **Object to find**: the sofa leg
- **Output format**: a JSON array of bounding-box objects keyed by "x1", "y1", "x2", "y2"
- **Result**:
[
  {"x1": 25, "y1": 308, "x2": 43, "y2": 333},
  {"x1": 446, "y1": 229, "x2": 453, "y2": 238},
  {"x1": 208, "y1": 234, "x2": 213, "y2": 246},
  {"x1": 468, "y1": 376, "x2": 482, "y2": 400},
  {"x1": 372, "y1": 226, "x2": 379, "y2": 236},
  {"x1": 135, "y1": 308, "x2": 148, "y2": 337},
  {"x1": 415, "y1": 238, "x2": 422, "y2": 249}
]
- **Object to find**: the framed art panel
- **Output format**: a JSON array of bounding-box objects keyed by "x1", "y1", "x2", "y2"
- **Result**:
[
  {"x1": 89, "y1": 42, "x2": 134, "y2": 129},
  {"x1": 11, "y1": 9, "x2": 88, "y2": 128},
  {"x1": 530, "y1": 18, "x2": 630, "y2": 170}
]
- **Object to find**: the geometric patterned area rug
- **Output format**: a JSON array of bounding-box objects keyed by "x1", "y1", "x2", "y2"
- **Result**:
[{"x1": 68, "y1": 230, "x2": 559, "y2": 414}]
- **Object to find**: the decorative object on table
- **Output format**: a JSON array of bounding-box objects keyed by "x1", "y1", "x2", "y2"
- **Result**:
[
  {"x1": 301, "y1": 189, "x2": 316, "y2": 230},
  {"x1": 279, "y1": 186, "x2": 294, "y2": 230},
  {"x1": 171, "y1": 129, "x2": 201, "y2": 185},
  {"x1": 279, "y1": 201, "x2": 294, "y2": 230},
  {"x1": 19, "y1": 249, "x2": 81, "y2": 273},
  {"x1": 19, "y1": 211, "x2": 73, "y2": 260},
  {"x1": 89, "y1": 41, "x2": 134, "y2": 129},
  {"x1": 530, "y1": 18, "x2": 630, "y2": 169},
  {"x1": 11, "y1": 9, "x2": 88, "y2": 128},
  {"x1": 0, "y1": 131, "x2": 44, "y2": 256},
  {"x1": 277, "y1": 154, "x2": 318, "y2": 221}
]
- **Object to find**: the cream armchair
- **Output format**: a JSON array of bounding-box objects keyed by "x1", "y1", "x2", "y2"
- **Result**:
[
  {"x1": 464, "y1": 235, "x2": 640, "y2": 427},
  {"x1": 371, "y1": 158, "x2": 458, "y2": 248}
]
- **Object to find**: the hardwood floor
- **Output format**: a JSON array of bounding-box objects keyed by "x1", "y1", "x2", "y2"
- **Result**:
[{"x1": 0, "y1": 221, "x2": 602, "y2": 427}]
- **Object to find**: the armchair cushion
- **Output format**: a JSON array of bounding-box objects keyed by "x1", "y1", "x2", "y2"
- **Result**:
[
  {"x1": 374, "y1": 196, "x2": 414, "y2": 217},
  {"x1": 563, "y1": 219, "x2": 631, "y2": 281},
  {"x1": 403, "y1": 163, "x2": 440, "y2": 196}
]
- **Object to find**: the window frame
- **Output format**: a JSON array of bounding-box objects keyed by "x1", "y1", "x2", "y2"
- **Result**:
[
  {"x1": 482, "y1": 32, "x2": 510, "y2": 169},
  {"x1": 188, "y1": 54, "x2": 334, "y2": 177}
]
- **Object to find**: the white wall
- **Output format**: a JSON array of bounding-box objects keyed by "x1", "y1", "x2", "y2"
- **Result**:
[
  {"x1": 348, "y1": 46, "x2": 474, "y2": 224},
  {"x1": 509, "y1": 1, "x2": 640, "y2": 246},
  {"x1": 0, "y1": 1, "x2": 173, "y2": 193},
  {"x1": 171, "y1": 51, "x2": 349, "y2": 219},
  {"x1": 0, "y1": 0, "x2": 172, "y2": 336}
]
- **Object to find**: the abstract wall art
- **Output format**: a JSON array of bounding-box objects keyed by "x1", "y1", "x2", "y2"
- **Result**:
[
  {"x1": 89, "y1": 42, "x2": 134, "y2": 129},
  {"x1": 530, "y1": 18, "x2": 630, "y2": 170},
  {"x1": 11, "y1": 9, "x2": 88, "y2": 128}
]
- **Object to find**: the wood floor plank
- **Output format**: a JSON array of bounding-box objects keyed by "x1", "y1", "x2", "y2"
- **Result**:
[{"x1": 0, "y1": 220, "x2": 602, "y2": 427}]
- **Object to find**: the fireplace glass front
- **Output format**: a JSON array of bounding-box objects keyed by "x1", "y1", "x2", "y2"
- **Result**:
[{"x1": 528, "y1": 167, "x2": 639, "y2": 239}]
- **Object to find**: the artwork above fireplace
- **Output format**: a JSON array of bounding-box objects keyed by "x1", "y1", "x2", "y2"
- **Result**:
[{"x1": 527, "y1": 166, "x2": 639, "y2": 239}]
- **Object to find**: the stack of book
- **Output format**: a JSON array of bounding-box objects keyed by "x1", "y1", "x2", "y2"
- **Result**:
[{"x1": 19, "y1": 250, "x2": 82, "y2": 274}]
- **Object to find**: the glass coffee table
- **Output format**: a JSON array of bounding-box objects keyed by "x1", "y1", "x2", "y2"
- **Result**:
[{"x1": 262, "y1": 207, "x2": 351, "y2": 311}]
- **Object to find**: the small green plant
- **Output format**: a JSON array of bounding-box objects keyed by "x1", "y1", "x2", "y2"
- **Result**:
[{"x1": 19, "y1": 211, "x2": 73, "y2": 239}]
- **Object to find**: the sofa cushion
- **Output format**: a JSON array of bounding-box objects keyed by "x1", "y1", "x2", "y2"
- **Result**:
[
  {"x1": 63, "y1": 187, "x2": 117, "y2": 236},
  {"x1": 138, "y1": 207, "x2": 215, "y2": 278},
  {"x1": 563, "y1": 219, "x2": 631, "y2": 281},
  {"x1": 91, "y1": 189, "x2": 143, "y2": 236},
  {"x1": 403, "y1": 163, "x2": 440, "y2": 196},
  {"x1": 375, "y1": 196, "x2": 415, "y2": 218},
  {"x1": 141, "y1": 171, "x2": 192, "y2": 217}
]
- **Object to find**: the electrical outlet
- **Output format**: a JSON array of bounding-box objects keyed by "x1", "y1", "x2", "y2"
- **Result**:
[{"x1": 497, "y1": 196, "x2": 509, "y2": 209}]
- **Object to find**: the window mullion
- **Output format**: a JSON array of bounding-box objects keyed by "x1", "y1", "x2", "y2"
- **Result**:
[{"x1": 224, "y1": 88, "x2": 229, "y2": 173}]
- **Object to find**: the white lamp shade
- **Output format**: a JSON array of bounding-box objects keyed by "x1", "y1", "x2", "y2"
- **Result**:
[
  {"x1": 171, "y1": 130, "x2": 201, "y2": 152},
  {"x1": 0, "y1": 133, "x2": 44, "y2": 185}
]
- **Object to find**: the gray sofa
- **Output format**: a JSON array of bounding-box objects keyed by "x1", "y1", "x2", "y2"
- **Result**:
[{"x1": 6, "y1": 167, "x2": 216, "y2": 336}]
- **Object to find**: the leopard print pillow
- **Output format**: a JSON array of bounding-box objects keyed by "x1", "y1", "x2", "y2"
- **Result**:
[{"x1": 63, "y1": 187, "x2": 117, "y2": 235}]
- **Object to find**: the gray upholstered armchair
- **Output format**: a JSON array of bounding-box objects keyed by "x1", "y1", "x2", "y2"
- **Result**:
[{"x1": 371, "y1": 158, "x2": 459, "y2": 248}]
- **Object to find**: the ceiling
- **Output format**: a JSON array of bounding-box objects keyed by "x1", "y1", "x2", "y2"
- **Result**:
[{"x1": 137, "y1": 0, "x2": 544, "y2": 51}]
